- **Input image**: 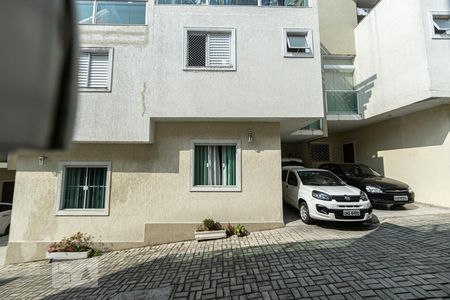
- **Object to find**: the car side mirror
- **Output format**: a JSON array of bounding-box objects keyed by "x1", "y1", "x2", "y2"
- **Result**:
[{"x1": 0, "y1": 1, "x2": 78, "y2": 151}]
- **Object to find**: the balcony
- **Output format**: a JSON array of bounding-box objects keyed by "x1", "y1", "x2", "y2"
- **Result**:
[
  {"x1": 326, "y1": 90, "x2": 359, "y2": 115},
  {"x1": 301, "y1": 119, "x2": 322, "y2": 130}
]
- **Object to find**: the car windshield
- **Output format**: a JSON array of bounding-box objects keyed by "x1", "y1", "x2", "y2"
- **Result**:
[
  {"x1": 297, "y1": 171, "x2": 345, "y2": 186},
  {"x1": 340, "y1": 164, "x2": 381, "y2": 177}
]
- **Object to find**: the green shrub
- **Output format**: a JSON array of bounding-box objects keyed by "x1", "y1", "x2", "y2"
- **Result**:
[
  {"x1": 201, "y1": 219, "x2": 223, "y2": 231},
  {"x1": 202, "y1": 218, "x2": 215, "y2": 230},
  {"x1": 234, "y1": 224, "x2": 248, "y2": 237}
]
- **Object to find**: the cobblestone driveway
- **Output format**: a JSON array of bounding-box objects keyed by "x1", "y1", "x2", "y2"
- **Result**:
[{"x1": 0, "y1": 212, "x2": 450, "y2": 299}]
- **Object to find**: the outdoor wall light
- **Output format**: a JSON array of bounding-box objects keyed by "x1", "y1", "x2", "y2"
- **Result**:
[
  {"x1": 247, "y1": 130, "x2": 254, "y2": 143},
  {"x1": 38, "y1": 156, "x2": 47, "y2": 166}
]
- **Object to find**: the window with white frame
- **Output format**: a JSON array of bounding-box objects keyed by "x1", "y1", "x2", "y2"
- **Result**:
[
  {"x1": 76, "y1": 0, "x2": 147, "y2": 25},
  {"x1": 184, "y1": 29, "x2": 236, "y2": 70},
  {"x1": 311, "y1": 143, "x2": 330, "y2": 162},
  {"x1": 283, "y1": 29, "x2": 313, "y2": 58},
  {"x1": 432, "y1": 13, "x2": 450, "y2": 37},
  {"x1": 191, "y1": 140, "x2": 241, "y2": 191},
  {"x1": 78, "y1": 49, "x2": 113, "y2": 91},
  {"x1": 56, "y1": 162, "x2": 111, "y2": 215}
]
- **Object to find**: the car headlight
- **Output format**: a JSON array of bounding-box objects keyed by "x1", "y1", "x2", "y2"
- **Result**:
[
  {"x1": 366, "y1": 185, "x2": 383, "y2": 194},
  {"x1": 360, "y1": 191, "x2": 369, "y2": 201},
  {"x1": 312, "y1": 191, "x2": 331, "y2": 201},
  {"x1": 408, "y1": 187, "x2": 414, "y2": 194}
]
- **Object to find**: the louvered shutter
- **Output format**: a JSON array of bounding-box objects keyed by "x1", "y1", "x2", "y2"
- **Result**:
[
  {"x1": 89, "y1": 53, "x2": 110, "y2": 88},
  {"x1": 207, "y1": 33, "x2": 231, "y2": 67},
  {"x1": 78, "y1": 52, "x2": 90, "y2": 88}
]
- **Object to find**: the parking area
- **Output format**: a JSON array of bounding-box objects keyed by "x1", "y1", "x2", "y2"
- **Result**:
[
  {"x1": 284, "y1": 202, "x2": 450, "y2": 227},
  {"x1": 0, "y1": 203, "x2": 449, "y2": 299}
]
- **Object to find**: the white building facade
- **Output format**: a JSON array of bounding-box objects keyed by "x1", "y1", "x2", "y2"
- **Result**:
[{"x1": 5, "y1": 0, "x2": 325, "y2": 264}]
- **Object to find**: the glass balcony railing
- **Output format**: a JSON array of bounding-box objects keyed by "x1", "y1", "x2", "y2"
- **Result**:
[
  {"x1": 301, "y1": 120, "x2": 322, "y2": 130},
  {"x1": 76, "y1": 0, "x2": 147, "y2": 25},
  {"x1": 326, "y1": 90, "x2": 359, "y2": 115}
]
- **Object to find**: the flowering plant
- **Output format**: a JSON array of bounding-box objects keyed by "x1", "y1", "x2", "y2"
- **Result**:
[{"x1": 47, "y1": 232, "x2": 94, "y2": 253}]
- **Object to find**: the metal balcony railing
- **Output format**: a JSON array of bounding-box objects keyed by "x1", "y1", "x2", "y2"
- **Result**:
[{"x1": 326, "y1": 90, "x2": 359, "y2": 115}]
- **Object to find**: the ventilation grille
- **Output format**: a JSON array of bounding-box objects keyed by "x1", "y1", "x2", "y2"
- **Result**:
[{"x1": 311, "y1": 143, "x2": 330, "y2": 162}]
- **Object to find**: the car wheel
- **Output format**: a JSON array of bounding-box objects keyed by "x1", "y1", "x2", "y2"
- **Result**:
[
  {"x1": 299, "y1": 201, "x2": 313, "y2": 224},
  {"x1": 4, "y1": 225, "x2": 10, "y2": 236}
]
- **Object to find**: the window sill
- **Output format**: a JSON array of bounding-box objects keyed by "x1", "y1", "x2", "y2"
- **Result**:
[
  {"x1": 432, "y1": 34, "x2": 450, "y2": 39},
  {"x1": 183, "y1": 66, "x2": 236, "y2": 72},
  {"x1": 190, "y1": 185, "x2": 242, "y2": 192},
  {"x1": 79, "y1": 88, "x2": 112, "y2": 93},
  {"x1": 284, "y1": 53, "x2": 314, "y2": 58},
  {"x1": 156, "y1": 4, "x2": 311, "y2": 8},
  {"x1": 55, "y1": 209, "x2": 109, "y2": 216},
  {"x1": 78, "y1": 24, "x2": 147, "y2": 26}
]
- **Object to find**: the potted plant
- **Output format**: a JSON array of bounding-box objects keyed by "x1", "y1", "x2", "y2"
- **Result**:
[
  {"x1": 195, "y1": 219, "x2": 227, "y2": 241},
  {"x1": 46, "y1": 232, "x2": 97, "y2": 261},
  {"x1": 226, "y1": 223, "x2": 249, "y2": 237}
]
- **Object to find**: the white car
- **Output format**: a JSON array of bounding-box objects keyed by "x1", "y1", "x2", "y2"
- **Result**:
[
  {"x1": 282, "y1": 167, "x2": 372, "y2": 224},
  {"x1": 0, "y1": 203, "x2": 12, "y2": 235}
]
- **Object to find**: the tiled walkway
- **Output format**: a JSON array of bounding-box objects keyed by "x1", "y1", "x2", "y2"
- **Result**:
[{"x1": 0, "y1": 211, "x2": 450, "y2": 299}]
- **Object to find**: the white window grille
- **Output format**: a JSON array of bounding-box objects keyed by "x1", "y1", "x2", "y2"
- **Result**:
[{"x1": 185, "y1": 29, "x2": 236, "y2": 70}]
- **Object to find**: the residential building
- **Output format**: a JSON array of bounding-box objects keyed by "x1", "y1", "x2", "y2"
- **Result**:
[
  {"x1": 5, "y1": 0, "x2": 324, "y2": 264},
  {"x1": 285, "y1": 0, "x2": 450, "y2": 208},
  {"x1": 4, "y1": 0, "x2": 449, "y2": 264}
]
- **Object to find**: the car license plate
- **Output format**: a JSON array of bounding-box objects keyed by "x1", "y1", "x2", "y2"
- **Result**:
[
  {"x1": 394, "y1": 195, "x2": 408, "y2": 201},
  {"x1": 343, "y1": 210, "x2": 360, "y2": 217}
]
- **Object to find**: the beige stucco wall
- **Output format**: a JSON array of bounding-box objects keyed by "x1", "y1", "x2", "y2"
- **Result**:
[
  {"x1": 332, "y1": 105, "x2": 450, "y2": 208},
  {"x1": 318, "y1": 0, "x2": 357, "y2": 55},
  {"x1": 290, "y1": 106, "x2": 450, "y2": 208},
  {"x1": 6, "y1": 122, "x2": 283, "y2": 264}
]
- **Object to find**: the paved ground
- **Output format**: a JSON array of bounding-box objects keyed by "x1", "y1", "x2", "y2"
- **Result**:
[
  {"x1": 0, "y1": 204, "x2": 450, "y2": 299},
  {"x1": 0, "y1": 235, "x2": 8, "y2": 267}
]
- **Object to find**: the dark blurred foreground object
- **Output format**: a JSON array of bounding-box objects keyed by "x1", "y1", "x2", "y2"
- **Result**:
[{"x1": 0, "y1": 1, "x2": 78, "y2": 151}]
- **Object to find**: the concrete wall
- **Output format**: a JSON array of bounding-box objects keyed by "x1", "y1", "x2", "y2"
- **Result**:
[
  {"x1": 318, "y1": 0, "x2": 357, "y2": 55},
  {"x1": 338, "y1": 105, "x2": 450, "y2": 208},
  {"x1": 354, "y1": 0, "x2": 432, "y2": 119},
  {"x1": 419, "y1": 0, "x2": 450, "y2": 98},
  {"x1": 354, "y1": 0, "x2": 450, "y2": 119},
  {"x1": 75, "y1": 26, "x2": 152, "y2": 143},
  {"x1": 75, "y1": 4, "x2": 324, "y2": 143},
  {"x1": 149, "y1": 5, "x2": 323, "y2": 120},
  {"x1": 6, "y1": 122, "x2": 283, "y2": 264}
]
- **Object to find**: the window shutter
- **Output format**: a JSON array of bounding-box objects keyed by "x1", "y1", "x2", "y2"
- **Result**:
[
  {"x1": 78, "y1": 52, "x2": 90, "y2": 88},
  {"x1": 207, "y1": 33, "x2": 231, "y2": 67},
  {"x1": 89, "y1": 53, "x2": 110, "y2": 88}
]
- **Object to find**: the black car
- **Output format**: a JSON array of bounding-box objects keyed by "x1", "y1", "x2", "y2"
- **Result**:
[{"x1": 319, "y1": 163, "x2": 414, "y2": 206}]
